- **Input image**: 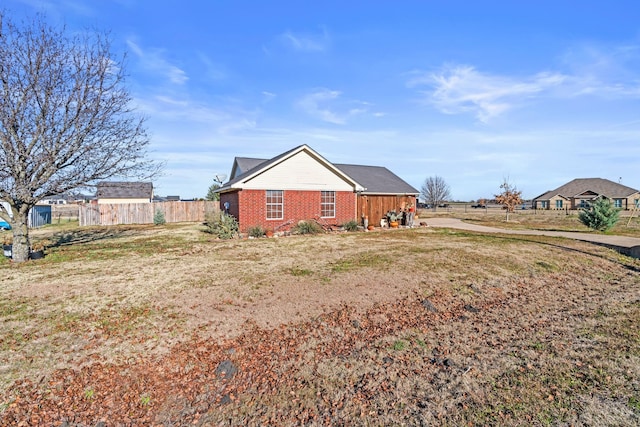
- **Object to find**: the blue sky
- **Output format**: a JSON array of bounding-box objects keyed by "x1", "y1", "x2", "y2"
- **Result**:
[{"x1": 6, "y1": 1, "x2": 640, "y2": 201}]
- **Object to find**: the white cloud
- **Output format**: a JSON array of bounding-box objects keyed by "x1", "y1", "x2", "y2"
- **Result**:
[
  {"x1": 559, "y1": 43, "x2": 640, "y2": 98},
  {"x1": 413, "y1": 43, "x2": 640, "y2": 123},
  {"x1": 297, "y1": 89, "x2": 347, "y2": 124},
  {"x1": 409, "y1": 65, "x2": 567, "y2": 123},
  {"x1": 196, "y1": 53, "x2": 227, "y2": 81},
  {"x1": 280, "y1": 28, "x2": 329, "y2": 52},
  {"x1": 167, "y1": 66, "x2": 188, "y2": 85},
  {"x1": 126, "y1": 39, "x2": 189, "y2": 85},
  {"x1": 134, "y1": 95, "x2": 244, "y2": 131},
  {"x1": 217, "y1": 119, "x2": 257, "y2": 135},
  {"x1": 261, "y1": 91, "x2": 277, "y2": 102},
  {"x1": 297, "y1": 89, "x2": 374, "y2": 124}
]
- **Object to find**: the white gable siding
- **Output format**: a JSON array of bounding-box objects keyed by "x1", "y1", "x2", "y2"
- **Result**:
[{"x1": 242, "y1": 151, "x2": 354, "y2": 191}]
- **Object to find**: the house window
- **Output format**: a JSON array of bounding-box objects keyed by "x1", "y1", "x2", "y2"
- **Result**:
[
  {"x1": 266, "y1": 190, "x2": 283, "y2": 220},
  {"x1": 635, "y1": 199, "x2": 639, "y2": 208},
  {"x1": 614, "y1": 199, "x2": 623, "y2": 208},
  {"x1": 541, "y1": 201, "x2": 548, "y2": 209},
  {"x1": 555, "y1": 200, "x2": 563, "y2": 209},
  {"x1": 580, "y1": 199, "x2": 589, "y2": 208},
  {"x1": 320, "y1": 191, "x2": 335, "y2": 218}
]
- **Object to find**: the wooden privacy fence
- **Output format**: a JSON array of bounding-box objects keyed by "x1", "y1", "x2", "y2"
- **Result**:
[{"x1": 79, "y1": 201, "x2": 219, "y2": 226}]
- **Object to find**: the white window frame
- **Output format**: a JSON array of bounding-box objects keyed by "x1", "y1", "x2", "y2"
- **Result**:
[
  {"x1": 555, "y1": 200, "x2": 563, "y2": 209},
  {"x1": 266, "y1": 190, "x2": 283, "y2": 220},
  {"x1": 320, "y1": 191, "x2": 336, "y2": 218}
]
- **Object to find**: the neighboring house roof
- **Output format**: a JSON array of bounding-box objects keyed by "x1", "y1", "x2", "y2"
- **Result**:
[
  {"x1": 334, "y1": 164, "x2": 419, "y2": 195},
  {"x1": 96, "y1": 182, "x2": 153, "y2": 199},
  {"x1": 218, "y1": 145, "x2": 418, "y2": 195},
  {"x1": 534, "y1": 178, "x2": 639, "y2": 201},
  {"x1": 152, "y1": 195, "x2": 180, "y2": 202},
  {"x1": 41, "y1": 194, "x2": 69, "y2": 202}
]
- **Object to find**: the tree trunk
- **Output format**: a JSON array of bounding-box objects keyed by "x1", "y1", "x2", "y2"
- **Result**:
[{"x1": 11, "y1": 210, "x2": 30, "y2": 262}]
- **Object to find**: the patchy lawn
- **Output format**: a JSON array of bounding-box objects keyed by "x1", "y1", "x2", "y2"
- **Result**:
[{"x1": 1, "y1": 223, "x2": 639, "y2": 425}]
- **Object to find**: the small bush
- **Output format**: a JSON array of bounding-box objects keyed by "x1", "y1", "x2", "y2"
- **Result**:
[
  {"x1": 204, "y1": 211, "x2": 239, "y2": 239},
  {"x1": 293, "y1": 220, "x2": 322, "y2": 235},
  {"x1": 248, "y1": 225, "x2": 265, "y2": 238},
  {"x1": 153, "y1": 209, "x2": 166, "y2": 225},
  {"x1": 578, "y1": 198, "x2": 620, "y2": 231},
  {"x1": 342, "y1": 220, "x2": 359, "y2": 232}
]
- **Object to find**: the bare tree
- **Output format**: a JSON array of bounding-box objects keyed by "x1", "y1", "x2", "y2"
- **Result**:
[
  {"x1": 0, "y1": 13, "x2": 158, "y2": 262},
  {"x1": 420, "y1": 176, "x2": 451, "y2": 211},
  {"x1": 494, "y1": 178, "x2": 522, "y2": 221}
]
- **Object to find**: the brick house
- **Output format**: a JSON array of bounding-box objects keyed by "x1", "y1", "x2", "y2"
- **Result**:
[
  {"x1": 217, "y1": 145, "x2": 419, "y2": 233},
  {"x1": 532, "y1": 178, "x2": 640, "y2": 210}
]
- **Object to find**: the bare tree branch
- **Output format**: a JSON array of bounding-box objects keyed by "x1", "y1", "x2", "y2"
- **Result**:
[{"x1": 0, "y1": 13, "x2": 160, "y2": 262}]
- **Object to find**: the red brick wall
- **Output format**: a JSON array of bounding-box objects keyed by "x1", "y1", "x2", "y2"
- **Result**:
[
  {"x1": 232, "y1": 189, "x2": 356, "y2": 233},
  {"x1": 219, "y1": 191, "x2": 239, "y2": 219}
]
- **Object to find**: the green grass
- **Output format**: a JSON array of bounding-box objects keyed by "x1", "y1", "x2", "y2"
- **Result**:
[
  {"x1": 392, "y1": 340, "x2": 407, "y2": 351},
  {"x1": 0, "y1": 330, "x2": 34, "y2": 351},
  {"x1": 288, "y1": 267, "x2": 313, "y2": 277},
  {"x1": 0, "y1": 298, "x2": 31, "y2": 320},
  {"x1": 535, "y1": 261, "x2": 559, "y2": 272},
  {"x1": 330, "y1": 252, "x2": 391, "y2": 273}
]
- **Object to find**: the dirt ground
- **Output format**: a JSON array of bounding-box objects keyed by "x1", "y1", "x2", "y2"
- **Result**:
[{"x1": 1, "y1": 222, "x2": 639, "y2": 425}]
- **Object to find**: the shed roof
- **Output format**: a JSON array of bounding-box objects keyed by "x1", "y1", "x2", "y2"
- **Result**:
[{"x1": 96, "y1": 182, "x2": 153, "y2": 199}]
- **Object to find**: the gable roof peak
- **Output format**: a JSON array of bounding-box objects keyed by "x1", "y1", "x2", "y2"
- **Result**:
[{"x1": 219, "y1": 144, "x2": 364, "y2": 192}]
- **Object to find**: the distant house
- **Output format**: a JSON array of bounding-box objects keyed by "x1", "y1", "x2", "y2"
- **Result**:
[
  {"x1": 96, "y1": 182, "x2": 154, "y2": 204},
  {"x1": 217, "y1": 145, "x2": 419, "y2": 232},
  {"x1": 39, "y1": 193, "x2": 92, "y2": 205},
  {"x1": 40, "y1": 195, "x2": 68, "y2": 205},
  {"x1": 532, "y1": 178, "x2": 640, "y2": 210},
  {"x1": 152, "y1": 195, "x2": 181, "y2": 203}
]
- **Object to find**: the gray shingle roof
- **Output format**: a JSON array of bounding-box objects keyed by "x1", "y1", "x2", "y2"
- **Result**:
[
  {"x1": 96, "y1": 182, "x2": 153, "y2": 199},
  {"x1": 231, "y1": 157, "x2": 268, "y2": 179},
  {"x1": 534, "y1": 178, "x2": 639, "y2": 200},
  {"x1": 220, "y1": 145, "x2": 418, "y2": 195},
  {"x1": 334, "y1": 164, "x2": 419, "y2": 195}
]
